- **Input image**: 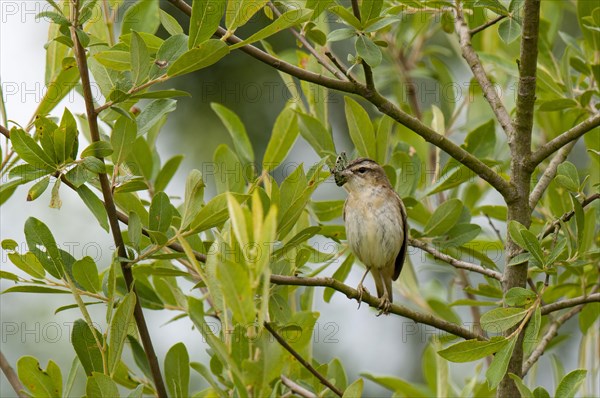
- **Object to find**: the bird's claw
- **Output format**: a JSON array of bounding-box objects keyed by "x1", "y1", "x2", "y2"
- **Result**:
[
  {"x1": 356, "y1": 284, "x2": 369, "y2": 309},
  {"x1": 376, "y1": 295, "x2": 392, "y2": 316}
]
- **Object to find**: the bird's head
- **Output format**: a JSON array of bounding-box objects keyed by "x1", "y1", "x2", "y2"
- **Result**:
[{"x1": 334, "y1": 157, "x2": 391, "y2": 192}]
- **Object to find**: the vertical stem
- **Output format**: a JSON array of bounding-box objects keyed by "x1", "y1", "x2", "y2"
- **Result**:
[
  {"x1": 0, "y1": 351, "x2": 26, "y2": 398},
  {"x1": 68, "y1": 3, "x2": 168, "y2": 396},
  {"x1": 499, "y1": 0, "x2": 541, "y2": 396}
]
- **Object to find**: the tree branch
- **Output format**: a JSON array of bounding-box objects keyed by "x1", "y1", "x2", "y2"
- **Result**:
[
  {"x1": 455, "y1": 1, "x2": 515, "y2": 137},
  {"x1": 409, "y1": 238, "x2": 503, "y2": 280},
  {"x1": 0, "y1": 351, "x2": 26, "y2": 398},
  {"x1": 0, "y1": 124, "x2": 9, "y2": 139},
  {"x1": 269, "y1": 274, "x2": 484, "y2": 341},
  {"x1": 522, "y1": 284, "x2": 599, "y2": 375},
  {"x1": 540, "y1": 293, "x2": 600, "y2": 315},
  {"x1": 529, "y1": 141, "x2": 577, "y2": 209},
  {"x1": 529, "y1": 112, "x2": 600, "y2": 167},
  {"x1": 68, "y1": 14, "x2": 168, "y2": 398},
  {"x1": 264, "y1": 322, "x2": 344, "y2": 397},
  {"x1": 469, "y1": 15, "x2": 507, "y2": 36},
  {"x1": 540, "y1": 193, "x2": 600, "y2": 239},
  {"x1": 165, "y1": 0, "x2": 516, "y2": 201},
  {"x1": 280, "y1": 375, "x2": 317, "y2": 398}
]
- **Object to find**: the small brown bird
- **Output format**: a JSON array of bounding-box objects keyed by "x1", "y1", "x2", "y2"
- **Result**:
[{"x1": 334, "y1": 156, "x2": 408, "y2": 315}]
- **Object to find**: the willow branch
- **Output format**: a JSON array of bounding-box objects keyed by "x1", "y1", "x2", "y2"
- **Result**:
[
  {"x1": 522, "y1": 285, "x2": 599, "y2": 375},
  {"x1": 68, "y1": 13, "x2": 168, "y2": 397},
  {"x1": 269, "y1": 275, "x2": 484, "y2": 340},
  {"x1": 469, "y1": 15, "x2": 507, "y2": 36},
  {"x1": 540, "y1": 293, "x2": 600, "y2": 315},
  {"x1": 529, "y1": 112, "x2": 600, "y2": 167},
  {"x1": 540, "y1": 193, "x2": 600, "y2": 239},
  {"x1": 266, "y1": 2, "x2": 347, "y2": 81},
  {"x1": 455, "y1": 1, "x2": 514, "y2": 137},
  {"x1": 165, "y1": 0, "x2": 516, "y2": 201},
  {"x1": 0, "y1": 351, "x2": 26, "y2": 398},
  {"x1": 409, "y1": 238, "x2": 503, "y2": 280},
  {"x1": 264, "y1": 322, "x2": 344, "y2": 397},
  {"x1": 529, "y1": 141, "x2": 577, "y2": 209},
  {"x1": 0, "y1": 124, "x2": 9, "y2": 138}
]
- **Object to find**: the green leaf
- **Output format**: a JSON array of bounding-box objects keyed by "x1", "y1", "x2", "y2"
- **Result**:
[
  {"x1": 10, "y1": 128, "x2": 55, "y2": 169},
  {"x1": 214, "y1": 144, "x2": 245, "y2": 194},
  {"x1": 5, "y1": 254, "x2": 42, "y2": 280},
  {"x1": 437, "y1": 336, "x2": 509, "y2": 363},
  {"x1": 344, "y1": 97, "x2": 376, "y2": 158},
  {"x1": 464, "y1": 120, "x2": 496, "y2": 158},
  {"x1": 343, "y1": 378, "x2": 364, "y2": 397},
  {"x1": 35, "y1": 60, "x2": 79, "y2": 116},
  {"x1": 181, "y1": 170, "x2": 206, "y2": 229},
  {"x1": 355, "y1": 35, "x2": 382, "y2": 67},
  {"x1": 190, "y1": 0, "x2": 225, "y2": 47},
  {"x1": 361, "y1": 0, "x2": 383, "y2": 22},
  {"x1": 149, "y1": 192, "x2": 173, "y2": 233},
  {"x1": 297, "y1": 112, "x2": 336, "y2": 158},
  {"x1": 130, "y1": 31, "x2": 151, "y2": 86},
  {"x1": 498, "y1": 17, "x2": 521, "y2": 44},
  {"x1": 160, "y1": 8, "x2": 184, "y2": 35},
  {"x1": 262, "y1": 107, "x2": 299, "y2": 170},
  {"x1": 375, "y1": 115, "x2": 392, "y2": 164},
  {"x1": 17, "y1": 356, "x2": 61, "y2": 398},
  {"x1": 165, "y1": 342, "x2": 190, "y2": 398},
  {"x1": 361, "y1": 372, "x2": 429, "y2": 397},
  {"x1": 136, "y1": 99, "x2": 177, "y2": 137},
  {"x1": 2, "y1": 285, "x2": 69, "y2": 294},
  {"x1": 538, "y1": 98, "x2": 579, "y2": 112},
  {"x1": 191, "y1": 192, "x2": 248, "y2": 232},
  {"x1": 121, "y1": 0, "x2": 160, "y2": 35},
  {"x1": 508, "y1": 220, "x2": 528, "y2": 249},
  {"x1": 432, "y1": 223, "x2": 481, "y2": 248},
  {"x1": 81, "y1": 141, "x2": 113, "y2": 158},
  {"x1": 72, "y1": 256, "x2": 100, "y2": 293},
  {"x1": 27, "y1": 176, "x2": 50, "y2": 201},
  {"x1": 131, "y1": 89, "x2": 191, "y2": 99},
  {"x1": 82, "y1": 157, "x2": 106, "y2": 174},
  {"x1": 423, "y1": 198, "x2": 463, "y2": 236},
  {"x1": 63, "y1": 357, "x2": 80, "y2": 398},
  {"x1": 108, "y1": 292, "x2": 136, "y2": 375},
  {"x1": 311, "y1": 200, "x2": 344, "y2": 222},
  {"x1": 523, "y1": 307, "x2": 541, "y2": 355},
  {"x1": 93, "y1": 50, "x2": 131, "y2": 71},
  {"x1": 486, "y1": 335, "x2": 517, "y2": 389},
  {"x1": 54, "y1": 107, "x2": 78, "y2": 164},
  {"x1": 556, "y1": 161, "x2": 579, "y2": 191},
  {"x1": 508, "y1": 373, "x2": 534, "y2": 398},
  {"x1": 154, "y1": 155, "x2": 184, "y2": 192},
  {"x1": 76, "y1": 185, "x2": 110, "y2": 232},
  {"x1": 230, "y1": 8, "x2": 314, "y2": 50},
  {"x1": 24, "y1": 217, "x2": 64, "y2": 278},
  {"x1": 505, "y1": 287, "x2": 536, "y2": 307},
  {"x1": 111, "y1": 116, "x2": 137, "y2": 164},
  {"x1": 555, "y1": 369, "x2": 587, "y2": 398},
  {"x1": 225, "y1": 0, "x2": 269, "y2": 32},
  {"x1": 329, "y1": 5, "x2": 362, "y2": 29},
  {"x1": 211, "y1": 103, "x2": 255, "y2": 166},
  {"x1": 0, "y1": 270, "x2": 19, "y2": 281},
  {"x1": 481, "y1": 307, "x2": 527, "y2": 333},
  {"x1": 86, "y1": 372, "x2": 120, "y2": 398},
  {"x1": 168, "y1": 39, "x2": 229, "y2": 77},
  {"x1": 519, "y1": 229, "x2": 545, "y2": 268},
  {"x1": 71, "y1": 319, "x2": 103, "y2": 375},
  {"x1": 217, "y1": 258, "x2": 256, "y2": 325},
  {"x1": 327, "y1": 28, "x2": 356, "y2": 42}
]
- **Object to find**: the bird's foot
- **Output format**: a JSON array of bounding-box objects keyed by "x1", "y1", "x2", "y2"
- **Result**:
[
  {"x1": 376, "y1": 295, "x2": 392, "y2": 316},
  {"x1": 356, "y1": 284, "x2": 369, "y2": 309}
]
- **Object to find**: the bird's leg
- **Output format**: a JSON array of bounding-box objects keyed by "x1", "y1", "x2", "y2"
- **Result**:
[
  {"x1": 356, "y1": 267, "x2": 371, "y2": 309},
  {"x1": 376, "y1": 280, "x2": 392, "y2": 316}
]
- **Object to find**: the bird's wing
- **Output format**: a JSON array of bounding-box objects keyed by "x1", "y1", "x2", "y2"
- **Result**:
[{"x1": 392, "y1": 192, "x2": 408, "y2": 281}]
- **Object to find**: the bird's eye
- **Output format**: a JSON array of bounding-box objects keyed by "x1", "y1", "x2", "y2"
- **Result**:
[{"x1": 358, "y1": 167, "x2": 367, "y2": 174}]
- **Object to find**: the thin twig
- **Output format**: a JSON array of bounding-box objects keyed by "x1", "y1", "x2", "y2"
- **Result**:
[
  {"x1": 324, "y1": 50, "x2": 358, "y2": 83},
  {"x1": 0, "y1": 124, "x2": 9, "y2": 138},
  {"x1": 264, "y1": 322, "x2": 344, "y2": 397},
  {"x1": 269, "y1": 275, "x2": 484, "y2": 341},
  {"x1": 280, "y1": 375, "x2": 318, "y2": 398},
  {"x1": 350, "y1": 0, "x2": 375, "y2": 90},
  {"x1": 267, "y1": 2, "x2": 348, "y2": 81},
  {"x1": 522, "y1": 285, "x2": 599, "y2": 375},
  {"x1": 409, "y1": 238, "x2": 503, "y2": 280},
  {"x1": 484, "y1": 213, "x2": 505, "y2": 245},
  {"x1": 529, "y1": 141, "x2": 577, "y2": 209},
  {"x1": 469, "y1": 15, "x2": 507, "y2": 36},
  {"x1": 68, "y1": 7, "x2": 168, "y2": 396},
  {"x1": 0, "y1": 351, "x2": 26, "y2": 398},
  {"x1": 529, "y1": 112, "x2": 600, "y2": 167},
  {"x1": 540, "y1": 193, "x2": 600, "y2": 239},
  {"x1": 454, "y1": 1, "x2": 514, "y2": 137},
  {"x1": 540, "y1": 292, "x2": 600, "y2": 315}
]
